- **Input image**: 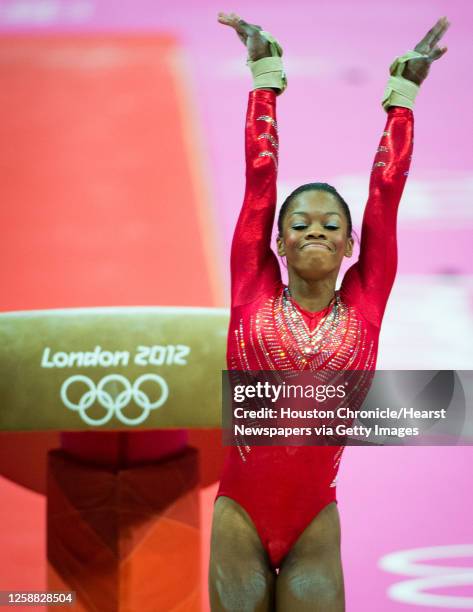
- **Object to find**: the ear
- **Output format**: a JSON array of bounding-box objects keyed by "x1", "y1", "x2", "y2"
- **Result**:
[
  {"x1": 345, "y1": 237, "x2": 354, "y2": 258},
  {"x1": 276, "y1": 235, "x2": 285, "y2": 257}
]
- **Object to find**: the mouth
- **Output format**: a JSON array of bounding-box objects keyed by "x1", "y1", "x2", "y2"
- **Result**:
[{"x1": 301, "y1": 242, "x2": 332, "y2": 252}]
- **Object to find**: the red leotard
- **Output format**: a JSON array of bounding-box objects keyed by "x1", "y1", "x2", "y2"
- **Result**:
[{"x1": 217, "y1": 89, "x2": 413, "y2": 569}]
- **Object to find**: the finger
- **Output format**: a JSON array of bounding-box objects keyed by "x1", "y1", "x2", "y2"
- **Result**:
[
  {"x1": 415, "y1": 17, "x2": 449, "y2": 52},
  {"x1": 429, "y1": 45, "x2": 448, "y2": 62},
  {"x1": 217, "y1": 12, "x2": 231, "y2": 24},
  {"x1": 217, "y1": 12, "x2": 243, "y2": 29},
  {"x1": 428, "y1": 17, "x2": 450, "y2": 48},
  {"x1": 217, "y1": 12, "x2": 238, "y2": 26},
  {"x1": 217, "y1": 12, "x2": 249, "y2": 44}
]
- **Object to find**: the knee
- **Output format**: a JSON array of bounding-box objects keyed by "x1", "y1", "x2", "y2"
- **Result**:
[
  {"x1": 209, "y1": 562, "x2": 273, "y2": 611},
  {"x1": 282, "y1": 564, "x2": 343, "y2": 606},
  {"x1": 209, "y1": 497, "x2": 274, "y2": 610}
]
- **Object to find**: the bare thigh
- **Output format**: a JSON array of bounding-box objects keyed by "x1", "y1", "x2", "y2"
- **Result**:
[
  {"x1": 276, "y1": 502, "x2": 344, "y2": 612},
  {"x1": 209, "y1": 496, "x2": 276, "y2": 612}
]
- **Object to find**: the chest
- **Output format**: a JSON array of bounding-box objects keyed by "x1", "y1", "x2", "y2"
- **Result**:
[{"x1": 229, "y1": 290, "x2": 378, "y2": 371}]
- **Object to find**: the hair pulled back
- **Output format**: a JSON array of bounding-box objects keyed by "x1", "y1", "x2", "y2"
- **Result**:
[{"x1": 277, "y1": 183, "x2": 352, "y2": 237}]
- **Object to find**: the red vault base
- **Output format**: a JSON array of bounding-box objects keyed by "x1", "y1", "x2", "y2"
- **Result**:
[{"x1": 47, "y1": 447, "x2": 201, "y2": 611}]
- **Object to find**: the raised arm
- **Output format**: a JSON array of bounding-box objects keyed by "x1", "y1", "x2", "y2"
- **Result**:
[
  {"x1": 218, "y1": 13, "x2": 284, "y2": 307},
  {"x1": 230, "y1": 89, "x2": 281, "y2": 307},
  {"x1": 341, "y1": 107, "x2": 413, "y2": 325},
  {"x1": 341, "y1": 17, "x2": 449, "y2": 326}
]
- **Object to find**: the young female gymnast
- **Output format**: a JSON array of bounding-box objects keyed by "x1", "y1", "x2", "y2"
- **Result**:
[{"x1": 210, "y1": 13, "x2": 449, "y2": 611}]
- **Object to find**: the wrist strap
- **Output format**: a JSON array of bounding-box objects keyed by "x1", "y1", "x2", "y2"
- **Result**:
[
  {"x1": 248, "y1": 56, "x2": 287, "y2": 94},
  {"x1": 247, "y1": 30, "x2": 287, "y2": 95},
  {"x1": 382, "y1": 75, "x2": 420, "y2": 111},
  {"x1": 382, "y1": 50, "x2": 425, "y2": 111}
]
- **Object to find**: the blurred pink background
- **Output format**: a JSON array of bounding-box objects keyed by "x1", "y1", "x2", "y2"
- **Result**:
[{"x1": 1, "y1": 0, "x2": 472, "y2": 610}]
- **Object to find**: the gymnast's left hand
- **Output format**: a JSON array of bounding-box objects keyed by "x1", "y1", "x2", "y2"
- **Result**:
[{"x1": 403, "y1": 16, "x2": 450, "y2": 86}]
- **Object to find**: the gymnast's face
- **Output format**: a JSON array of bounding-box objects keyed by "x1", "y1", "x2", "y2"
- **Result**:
[{"x1": 276, "y1": 190, "x2": 354, "y2": 280}]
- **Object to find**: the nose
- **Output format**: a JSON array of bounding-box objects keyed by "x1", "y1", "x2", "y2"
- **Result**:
[{"x1": 305, "y1": 224, "x2": 326, "y2": 239}]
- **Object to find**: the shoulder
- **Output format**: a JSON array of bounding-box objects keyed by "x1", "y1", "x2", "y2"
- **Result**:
[{"x1": 231, "y1": 279, "x2": 283, "y2": 313}]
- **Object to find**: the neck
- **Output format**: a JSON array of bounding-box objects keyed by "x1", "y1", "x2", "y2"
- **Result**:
[{"x1": 287, "y1": 270, "x2": 337, "y2": 313}]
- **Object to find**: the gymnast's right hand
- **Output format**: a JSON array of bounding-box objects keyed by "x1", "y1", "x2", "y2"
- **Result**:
[{"x1": 217, "y1": 12, "x2": 272, "y2": 61}]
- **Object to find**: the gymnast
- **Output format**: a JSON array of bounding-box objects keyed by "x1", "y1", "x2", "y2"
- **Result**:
[{"x1": 210, "y1": 13, "x2": 449, "y2": 611}]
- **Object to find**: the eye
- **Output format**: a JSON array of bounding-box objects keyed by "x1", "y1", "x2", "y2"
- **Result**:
[
  {"x1": 291, "y1": 224, "x2": 307, "y2": 230},
  {"x1": 325, "y1": 224, "x2": 339, "y2": 231}
]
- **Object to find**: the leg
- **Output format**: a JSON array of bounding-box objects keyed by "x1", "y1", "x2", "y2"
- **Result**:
[
  {"x1": 276, "y1": 502, "x2": 344, "y2": 612},
  {"x1": 209, "y1": 495, "x2": 276, "y2": 611}
]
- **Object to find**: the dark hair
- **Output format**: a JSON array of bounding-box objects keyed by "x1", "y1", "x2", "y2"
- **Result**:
[{"x1": 277, "y1": 182, "x2": 352, "y2": 237}]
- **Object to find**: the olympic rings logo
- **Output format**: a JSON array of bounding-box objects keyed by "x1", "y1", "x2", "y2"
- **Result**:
[
  {"x1": 379, "y1": 545, "x2": 473, "y2": 608},
  {"x1": 60, "y1": 374, "x2": 168, "y2": 426}
]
